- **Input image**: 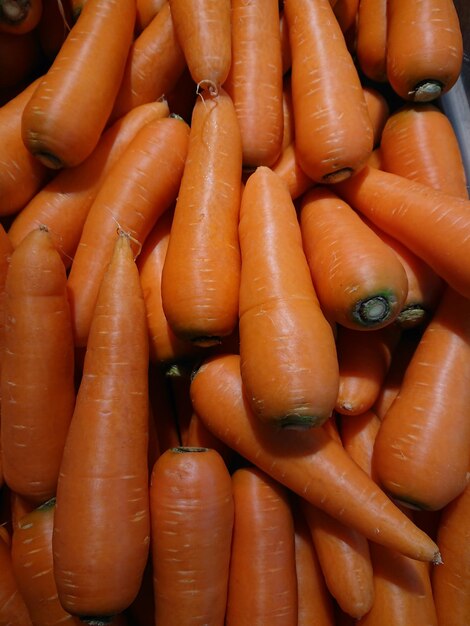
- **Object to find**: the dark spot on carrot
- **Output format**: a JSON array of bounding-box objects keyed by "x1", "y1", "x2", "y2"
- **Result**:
[
  {"x1": 33, "y1": 150, "x2": 64, "y2": 170},
  {"x1": 352, "y1": 295, "x2": 394, "y2": 327},
  {"x1": 322, "y1": 167, "x2": 354, "y2": 184},
  {"x1": 410, "y1": 80, "x2": 443, "y2": 103}
]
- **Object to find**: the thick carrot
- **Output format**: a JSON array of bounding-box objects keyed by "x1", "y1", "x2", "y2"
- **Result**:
[
  {"x1": 21, "y1": 0, "x2": 135, "y2": 169},
  {"x1": 299, "y1": 186, "x2": 408, "y2": 330},
  {"x1": 238, "y1": 166, "x2": 339, "y2": 428},
  {"x1": 0, "y1": 226, "x2": 75, "y2": 505},
  {"x1": 149, "y1": 446, "x2": 234, "y2": 626},
  {"x1": 53, "y1": 233, "x2": 150, "y2": 619},
  {"x1": 168, "y1": 0, "x2": 231, "y2": 90},
  {"x1": 67, "y1": 114, "x2": 189, "y2": 347},
  {"x1": 9, "y1": 99, "x2": 170, "y2": 267},
  {"x1": 109, "y1": 2, "x2": 186, "y2": 124},
  {"x1": 0, "y1": 528, "x2": 33, "y2": 625},
  {"x1": 225, "y1": 0, "x2": 284, "y2": 168},
  {"x1": 372, "y1": 287, "x2": 470, "y2": 511},
  {"x1": 338, "y1": 408, "x2": 382, "y2": 481},
  {"x1": 160, "y1": 88, "x2": 242, "y2": 347},
  {"x1": 0, "y1": 0, "x2": 42, "y2": 33},
  {"x1": 225, "y1": 466, "x2": 297, "y2": 626},
  {"x1": 355, "y1": 0, "x2": 387, "y2": 82},
  {"x1": 334, "y1": 165, "x2": 470, "y2": 299},
  {"x1": 271, "y1": 142, "x2": 315, "y2": 200},
  {"x1": 386, "y1": 0, "x2": 463, "y2": 102},
  {"x1": 189, "y1": 353, "x2": 441, "y2": 563},
  {"x1": 362, "y1": 86, "x2": 390, "y2": 148},
  {"x1": 284, "y1": 0, "x2": 373, "y2": 183}
]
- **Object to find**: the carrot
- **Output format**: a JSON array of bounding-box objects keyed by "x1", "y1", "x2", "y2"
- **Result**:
[
  {"x1": 67, "y1": 114, "x2": 189, "y2": 347},
  {"x1": 338, "y1": 408, "x2": 382, "y2": 480},
  {"x1": 190, "y1": 353, "x2": 441, "y2": 563},
  {"x1": 0, "y1": 0, "x2": 42, "y2": 34},
  {"x1": 9, "y1": 99, "x2": 170, "y2": 267},
  {"x1": 9, "y1": 491, "x2": 35, "y2": 533},
  {"x1": 225, "y1": 466, "x2": 297, "y2": 626},
  {"x1": 372, "y1": 286, "x2": 470, "y2": 511},
  {"x1": 135, "y1": 0, "x2": 166, "y2": 33},
  {"x1": 279, "y1": 10, "x2": 292, "y2": 75},
  {"x1": 332, "y1": 0, "x2": 359, "y2": 35},
  {"x1": 380, "y1": 103, "x2": 469, "y2": 199},
  {"x1": 355, "y1": 0, "x2": 387, "y2": 82},
  {"x1": 432, "y1": 480, "x2": 470, "y2": 626},
  {"x1": 271, "y1": 142, "x2": 315, "y2": 200},
  {"x1": 53, "y1": 233, "x2": 150, "y2": 620},
  {"x1": 0, "y1": 226, "x2": 75, "y2": 504},
  {"x1": 299, "y1": 186, "x2": 408, "y2": 330},
  {"x1": 149, "y1": 446, "x2": 234, "y2": 626},
  {"x1": 238, "y1": 166, "x2": 339, "y2": 428},
  {"x1": 225, "y1": 0, "x2": 284, "y2": 168},
  {"x1": 184, "y1": 411, "x2": 237, "y2": 470},
  {"x1": 160, "y1": 88, "x2": 242, "y2": 347},
  {"x1": 334, "y1": 165, "x2": 470, "y2": 299},
  {"x1": 386, "y1": 0, "x2": 463, "y2": 101},
  {"x1": 37, "y1": 0, "x2": 72, "y2": 61},
  {"x1": 335, "y1": 325, "x2": 401, "y2": 416},
  {"x1": 109, "y1": 2, "x2": 186, "y2": 124},
  {"x1": 168, "y1": 0, "x2": 231, "y2": 90},
  {"x1": 21, "y1": 0, "x2": 135, "y2": 169},
  {"x1": 362, "y1": 86, "x2": 390, "y2": 148},
  {"x1": 284, "y1": 0, "x2": 373, "y2": 183},
  {"x1": 0, "y1": 223, "x2": 13, "y2": 391},
  {"x1": 0, "y1": 527, "x2": 33, "y2": 625}
]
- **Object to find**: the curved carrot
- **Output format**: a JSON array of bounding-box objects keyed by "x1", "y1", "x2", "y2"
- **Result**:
[
  {"x1": 67, "y1": 114, "x2": 189, "y2": 347},
  {"x1": 189, "y1": 353, "x2": 441, "y2": 563},
  {"x1": 299, "y1": 186, "x2": 408, "y2": 330},
  {"x1": 226, "y1": 466, "x2": 297, "y2": 626},
  {"x1": 284, "y1": 0, "x2": 373, "y2": 183},
  {"x1": 225, "y1": 0, "x2": 284, "y2": 168},
  {"x1": 150, "y1": 446, "x2": 234, "y2": 626},
  {"x1": 0, "y1": 0, "x2": 42, "y2": 34},
  {"x1": 271, "y1": 142, "x2": 315, "y2": 200},
  {"x1": 0, "y1": 226, "x2": 75, "y2": 504},
  {"x1": 53, "y1": 233, "x2": 150, "y2": 619},
  {"x1": 0, "y1": 528, "x2": 33, "y2": 625},
  {"x1": 338, "y1": 408, "x2": 382, "y2": 480},
  {"x1": 21, "y1": 0, "x2": 135, "y2": 169},
  {"x1": 386, "y1": 0, "x2": 463, "y2": 101},
  {"x1": 238, "y1": 166, "x2": 339, "y2": 428},
  {"x1": 373, "y1": 287, "x2": 470, "y2": 511},
  {"x1": 160, "y1": 88, "x2": 242, "y2": 347},
  {"x1": 355, "y1": 0, "x2": 387, "y2": 82}
]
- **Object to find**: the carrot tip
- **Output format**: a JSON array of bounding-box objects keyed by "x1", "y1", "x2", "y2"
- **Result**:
[
  {"x1": 195, "y1": 79, "x2": 219, "y2": 98},
  {"x1": 191, "y1": 336, "x2": 223, "y2": 348},
  {"x1": 433, "y1": 551, "x2": 443, "y2": 566},
  {"x1": 352, "y1": 295, "x2": 394, "y2": 328},
  {"x1": 322, "y1": 167, "x2": 354, "y2": 184},
  {"x1": 409, "y1": 80, "x2": 443, "y2": 103},
  {"x1": 278, "y1": 414, "x2": 327, "y2": 430},
  {"x1": 396, "y1": 304, "x2": 427, "y2": 329},
  {"x1": 32, "y1": 150, "x2": 64, "y2": 170}
]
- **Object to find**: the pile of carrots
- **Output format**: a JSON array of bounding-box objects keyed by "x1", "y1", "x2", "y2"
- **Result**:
[{"x1": 0, "y1": 0, "x2": 469, "y2": 624}]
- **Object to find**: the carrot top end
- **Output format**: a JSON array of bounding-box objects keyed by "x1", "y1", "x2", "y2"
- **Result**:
[
  {"x1": 322, "y1": 167, "x2": 354, "y2": 184},
  {"x1": 278, "y1": 414, "x2": 327, "y2": 430},
  {"x1": 409, "y1": 80, "x2": 443, "y2": 103},
  {"x1": 351, "y1": 294, "x2": 395, "y2": 328},
  {"x1": 32, "y1": 150, "x2": 65, "y2": 170}
]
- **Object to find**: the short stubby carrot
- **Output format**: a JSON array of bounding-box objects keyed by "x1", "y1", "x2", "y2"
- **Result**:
[
  {"x1": 21, "y1": 0, "x2": 135, "y2": 169},
  {"x1": 284, "y1": 0, "x2": 373, "y2": 183},
  {"x1": 238, "y1": 166, "x2": 339, "y2": 428},
  {"x1": 299, "y1": 186, "x2": 408, "y2": 330}
]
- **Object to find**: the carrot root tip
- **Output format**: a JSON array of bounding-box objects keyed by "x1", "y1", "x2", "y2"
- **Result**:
[
  {"x1": 322, "y1": 167, "x2": 354, "y2": 184},
  {"x1": 433, "y1": 551, "x2": 443, "y2": 566},
  {"x1": 191, "y1": 336, "x2": 223, "y2": 348},
  {"x1": 409, "y1": 80, "x2": 443, "y2": 102},
  {"x1": 352, "y1": 295, "x2": 393, "y2": 327},
  {"x1": 278, "y1": 414, "x2": 327, "y2": 430},
  {"x1": 32, "y1": 150, "x2": 64, "y2": 170},
  {"x1": 396, "y1": 304, "x2": 427, "y2": 329},
  {"x1": 196, "y1": 79, "x2": 219, "y2": 98}
]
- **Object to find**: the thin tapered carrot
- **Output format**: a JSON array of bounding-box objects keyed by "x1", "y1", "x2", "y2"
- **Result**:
[
  {"x1": 335, "y1": 325, "x2": 401, "y2": 416},
  {"x1": 271, "y1": 142, "x2": 315, "y2": 200},
  {"x1": 238, "y1": 166, "x2": 339, "y2": 428},
  {"x1": 380, "y1": 103, "x2": 468, "y2": 199},
  {"x1": 338, "y1": 408, "x2": 382, "y2": 481},
  {"x1": 21, "y1": 0, "x2": 135, "y2": 169},
  {"x1": 372, "y1": 286, "x2": 470, "y2": 511},
  {"x1": 334, "y1": 165, "x2": 470, "y2": 299},
  {"x1": 225, "y1": 466, "x2": 298, "y2": 626},
  {"x1": 168, "y1": 0, "x2": 231, "y2": 90},
  {"x1": 189, "y1": 353, "x2": 441, "y2": 563},
  {"x1": 9, "y1": 99, "x2": 170, "y2": 268},
  {"x1": 432, "y1": 480, "x2": 470, "y2": 626},
  {"x1": 67, "y1": 114, "x2": 189, "y2": 347},
  {"x1": 0, "y1": 226, "x2": 75, "y2": 505},
  {"x1": 362, "y1": 86, "x2": 390, "y2": 148},
  {"x1": 109, "y1": 2, "x2": 186, "y2": 124},
  {"x1": 299, "y1": 186, "x2": 408, "y2": 330},
  {"x1": 135, "y1": 0, "x2": 166, "y2": 33},
  {"x1": 225, "y1": 0, "x2": 284, "y2": 168},
  {"x1": 53, "y1": 233, "x2": 150, "y2": 619},
  {"x1": 160, "y1": 88, "x2": 242, "y2": 347},
  {"x1": 386, "y1": 0, "x2": 463, "y2": 102},
  {"x1": 0, "y1": 0, "x2": 42, "y2": 33},
  {"x1": 150, "y1": 446, "x2": 234, "y2": 626},
  {"x1": 355, "y1": 0, "x2": 387, "y2": 82},
  {"x1": 284, "y1": 0, "x2": 373, "y2": 183},
  {"x1": 0, "y1": 528, "x2": 33, "y2": 625}
]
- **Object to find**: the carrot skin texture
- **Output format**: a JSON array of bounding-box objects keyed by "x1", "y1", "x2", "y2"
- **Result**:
[
  {"x1": 0, "y1": 227, "x2": 75, "y2": 504},
  {"x1": 160, "y1": 88, "x2": 242, "y2": 346},
  {"x1": 53, "y1": 234, "x2": 150, "y2": 618},
  {"x1": 150, "y1": 447, "x2": 234, "y2": 626},
  {"x1": 362, "y1": 86, "x2": 390, "y2": 148},
  {"x1": 238, "y1": 166, "x2": 339, "y2": 427},
  {"x1": 271, "y1": 142, "x2": 315, "y2": 200},
  {"x1": 190, "y1": 353, "x2": 441, "y2": 563},
  {"x1": 355, "y1": 0, "x2": 387, "y2": 82},
  {"x1": 0, "y1": 222, "x2": 13, "y2": 392},
  {"x1": 0, "y1": 530, "x2": 33, "y2": 625},
  {"x1": 21, "y1": 0, "x2": 136, "y2": 169}
]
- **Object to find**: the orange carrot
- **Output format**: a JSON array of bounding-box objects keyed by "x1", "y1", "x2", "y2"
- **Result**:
[
  {"x1": 160, "y1": 88, "x2": 242, "y2": 347},
  {"x1": 372, "y1": 287, "x2": 470, "y2": 511},
  {"x1": 338, "y1": 408, "x2": 382, "y2": 480},
  {"x1": 225, "y1": 0, "x2": 284, "y2": 168},
  {"x1": 386, "y1": 0, "x2": 463, "y2": 101},
  {"x1": 271, "y1": 142, "x2": 315, "y2": 200},
  {"x1": 355, "y1": 0, "x2": 387, "y2": 82},
  {"x1": 226, "y1": 466, "x2": 297, "y2": 626},
  {"x1": 21, "y1": 0, "x2": 135, "y2": 169},
  {"x1": 332, "y1": 0, "x2": 359, "y2": 35},
  {"x1": 0, "y1": 528, "x2": 33, "y2": 625},
  {"x1": 0, "y1": 223, "x2": 13, "y2": 392},
  {"x1": 149, "y1": 446, "x2": 234, "y2": 626},
  {"x1": 9, "y1": 491, "x2": 35, "y2": 533},
  {"x1": 238, "y1": 166, "x2": 339, "y2": 428},
  {"x1": 190, "y1": 353, "x2": 441, "y2": 563},
  {"x1": 299, "y1": 186, "x2": 408, "y2": 330},
  {"x1": 0, "y1": 226, "x2": 75, "y2": 505},
  {"x1": 284, "y1": 0, "x2": 373, "y2": 183},
  {"x1": 53, "y1": 233, "x2": 150, "y2": 619},
  {"x1": 279, "y1": 10, "x2": 292, "y2": 75},
  {"x1": 362, "y1": 86, "x2": 390, "y2": 147},
  {"x1": 0, "y1": 0, "x2": 42, "y2": 33},
  {"x1": 135, "y1": 0, "x2": 166, "y2": 33},
  {"x1": 67, "y1": 114, "x2": 189, "y2": 347},
  {"x1": 184, "y1": 411, "x2": 237, "y2": 470}
]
